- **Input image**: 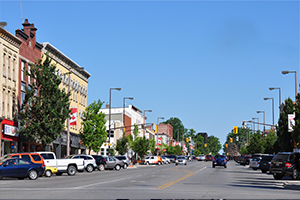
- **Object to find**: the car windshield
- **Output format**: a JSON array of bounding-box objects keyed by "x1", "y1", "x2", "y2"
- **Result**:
[
  {"x1": 273, "y1": 154, "x2": 289, "y2": 161},
  {"x1": 177, "y1": 156, "x2": 185, "y2": 159}
]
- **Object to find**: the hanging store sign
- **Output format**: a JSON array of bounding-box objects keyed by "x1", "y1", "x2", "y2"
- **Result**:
[
  {"x1": 70, "y1": 108, "x2": 77, "y2": 126},
  {"x1": 4, "y1": 124, "x2": 18, "y2": 137}
]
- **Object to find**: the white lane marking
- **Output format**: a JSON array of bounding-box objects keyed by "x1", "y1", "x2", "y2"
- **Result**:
[
  {"x1": 195, "y1": 166, "x2": 207, "y2": 173},
  {"x1": 73, "y1": 177, "x2": 130, "y2": 189}
]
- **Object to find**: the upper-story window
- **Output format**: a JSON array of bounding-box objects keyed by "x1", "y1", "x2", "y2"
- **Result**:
[
  {"x1": 28, "y1": 65, "x2": 31, "y2": 84},
  {"x1": 12, "y1": 58, "x2": 16, "y2": 81},
  {"x1": 7, "y1": 56, "x2": 11, "y2": 79},
  {"x1": 21, "y1": 61, "x2": 26, "y2": 82},
  {"x1": 3, "y1": 53, "x2": 6, "y2": 77}
]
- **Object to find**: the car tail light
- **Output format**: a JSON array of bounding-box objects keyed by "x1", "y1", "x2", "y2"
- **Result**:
[
  {"x1": 258, "y1": 161, "x2": 260, "y2": 165},
  {"x1": 41, "y1": 160, "x2": 45, "y2": 168},
  {"x1": 213, "y1": 159, "x2": 215, "y2": 161},
  {"x1": 285, "y1": 162, "x2": 292, "y2": 168},
  {"x1": 224, "y1": 159, "x2": 226, "y2": 162},
  {"x1": 104, "y1": 159, "x2": 106, "y2": 162},
  {"x1": 94, "y1": 158, "x2": 96, "y2": 163},
  {"x1": 83, "y1": 160, "x2": 85, "y2": 165}
]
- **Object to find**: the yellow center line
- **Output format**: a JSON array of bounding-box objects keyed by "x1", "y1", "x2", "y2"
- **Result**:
[{"x1": 157, "y1": 169, "x2": 195, "y2": 190}]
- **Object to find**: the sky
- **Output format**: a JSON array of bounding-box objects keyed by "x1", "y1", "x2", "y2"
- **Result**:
[{"x1": 0, "y1": 0, "x2": 299, "y2": 148}]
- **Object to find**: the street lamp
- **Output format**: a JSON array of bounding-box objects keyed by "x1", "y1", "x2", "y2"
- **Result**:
[
  {"x1": 282, "y1": 70, "x2": 297, "y2": 100},
  {"x1": 269, "y1": 87, "x2": 281, "y2": 115},
  {"x1": 264, "y1": 97, "x2": 274, "y2": 128},
  {"x1": 252, "y1": 118, "x2": 259, "y2": 132},
  {"x1": 143, "y1": 110, "x2": 152, "y2": 138},
  {"x1": 123, "y1": 97, "x2": 134, "y2": 134},
  {"x1": 257, "y1": 110, "x2": 265, "y2": 136},
  {"x1": 156, "y1": 117, "x2": 164, "y2": 147},
  {"x1": 108, "y1": 88, "x2": 121, "y2": 155}
]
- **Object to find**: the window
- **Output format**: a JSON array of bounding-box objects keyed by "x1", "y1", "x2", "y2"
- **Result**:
[
  {"x1": 7, "y1": 56, "x2": 11, "y2": 79},
  {"x1": 40, "y1": 153, "x2": 54, "y2": 159},
  {"x1": 7, "y1": 91, "x2": 10, "y2": 117},
  {"x1": 2, "y1": 89, "x2": 4, "y2": 117},
  {"x1": 21, "y1": 155, "x2": 31, "y2": 161},
  {"x1": 31, "y1": 155, "x2": 41, "y2": 161},
  {"x1": 3, "y1": 53, "x2": 6, "y2": 77},
  {"x1": 21, "y1": 61, "x2": 26, "y2": 82},
  {"x1": 28, "y1": 65, "x2": 31, "y2": 84},
  {"x1": 12, "y1": 58, "x2": 16, "y2": 81},
  {"x1": 12, "y1": 93, "x2": 16, "y2": 118},
  {"x1": 21, "y1": 83, "x2": 26, "y2": 108}
]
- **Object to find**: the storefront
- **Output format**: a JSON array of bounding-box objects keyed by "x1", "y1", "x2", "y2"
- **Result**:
[{"x1": 0, "y1": 119, "x2": 19, "y2": 157}]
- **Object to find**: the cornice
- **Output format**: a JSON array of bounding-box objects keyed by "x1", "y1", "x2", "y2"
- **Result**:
[{"x1": 0, "y1": 28, "x2": 22, "y2": 48}]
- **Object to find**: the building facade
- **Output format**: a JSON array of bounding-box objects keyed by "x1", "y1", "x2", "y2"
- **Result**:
[
  {"x1": 41, "y1": 42, "x2": 91, "y2": 158},
  {"x1": 0, "y1": 27, "x2": 22, "y2": 156},
  {"x1": 15, "y1": 19, "x2": 43, "y2": 153},
  {"x1": 99, "y1": 104, "x2": 155, "y2": 156}
]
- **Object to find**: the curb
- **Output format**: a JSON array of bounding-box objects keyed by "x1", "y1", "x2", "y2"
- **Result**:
[{"x1": 283, "y1": 182, "x2": 300, "y2": 190}]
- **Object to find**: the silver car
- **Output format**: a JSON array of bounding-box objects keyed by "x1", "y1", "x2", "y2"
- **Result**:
[
  {"x1": 114, "y1": 155, "x2": 130, "y2": 169},
  {"x1": 250, "y1": 157, "x2": 262, "y2": 170},
  {"x1": 103, "y1": 156, "x2": 124, "y2": 171},
  {"x1": 175, "y1": 156, "x2": 187, "y2": 165},
  {"x1": 66, "y1": 154, "x2": 97, "y2": 173}
]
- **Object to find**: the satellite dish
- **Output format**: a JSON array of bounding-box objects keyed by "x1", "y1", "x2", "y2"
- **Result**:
[{"x1": 0, "y1": 22, "x2": 7, "y2": 28}]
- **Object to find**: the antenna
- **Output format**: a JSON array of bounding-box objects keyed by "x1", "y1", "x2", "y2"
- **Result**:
[{"x1": 19, "y1": 0, "x2": 23, "y2": 23}]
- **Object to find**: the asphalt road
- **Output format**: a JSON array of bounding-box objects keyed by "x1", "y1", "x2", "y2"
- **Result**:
[{"x1": 0, "y1": 160, "x2": 300, "y2": 199}]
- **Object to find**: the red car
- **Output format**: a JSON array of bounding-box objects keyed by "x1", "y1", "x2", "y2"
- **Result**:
[{"x1": 205, "y1": 155, "x2": 213, "y2": 162}]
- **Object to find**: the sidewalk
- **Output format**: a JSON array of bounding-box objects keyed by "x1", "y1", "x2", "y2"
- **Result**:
[{"x1": 283, "y1": 181, "x2": 300, "y2": 190}]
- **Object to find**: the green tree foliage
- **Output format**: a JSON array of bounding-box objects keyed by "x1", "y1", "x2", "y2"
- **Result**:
[
  {"x1": 195, "y1": 134, "x2": 206, "y2": 154},
  {"x1": 19, "y1": 56, "x2": 70, "y2": 148},
  {"x1": 264, "y1": 131, "x2": 277, "y2": 154},
  {"x1": 116, "y1": 133, "x2": 130, "y2": 155},
  {"x1": 149, "y1": 139, "x2": 156, "y2": 155},
  {"x1": 131, "y1": 137, "x2": 150, "y2": 158},
  {"x1": 293, "y1": 93, "x2": 300, "y2": 148},
  {"x1": 239, "y1": 145, "x2": 248, "y2": 155},
  {"x1": 277, "y1": 98, "x2": 294, "y2": 152},
  {"x1": 174, "y1": 145, "x2": 183, "y2": 155},
  {"x1": 79, "y1": 99, "x2": 107, "y2": 155},
  {"x1": 163, "y1": 117, "x2": 186, "y2": 141},
  {"x1": 166, "y1": 145, "x2": 176, "y2": 155},
  {"x1": 207, "y1": 136, "x2": 222, "y2": 155},
  {"x1": 246, "y1": 132, "x2": 265, "y2": 154}
]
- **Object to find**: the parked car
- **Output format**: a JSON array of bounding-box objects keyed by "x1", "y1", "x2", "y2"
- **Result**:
[
  {"x1": 240, "y1": 155, "x2": 252, "y2": 165},
  {"x1": 0, "y1": 152, "x2": 44, "y2": 166},
  {"x1": 66, "y1": 154, "x2": 97, "y2": 173},
  {"x1": 165, "y1": 155, "x2": 176, "y2": 163},
  {"x1": 44, "y1": 166, "x2": 58, "y2": 177},
  {"x1": 270, "y1": 152, "x2": 300, "y2": 180},
  {"x1": 212, "y1": 155, "x2": 227, "y2": 168},
  {"x1": 144, "y1": 156, "x2": 162, "y2": 165},
  {"x1": 161, "y1": 156, "x2": 170, "y2": 164},
  {"x1": 114, "y1": 155, "x2": 130, "y2": 169},
  {"x1": 205, "y1": 155, "x2": 214, "y2": 162},
  {"x1": 0, "y1": 158, "x2": 45, "y2": 180},
  {"x1": 175, "y1": 156, "x2": 187, "y2": 165},
  {"x1": 37, "y1": 152, "x2": 84, "y2": 176},
  {"x1": 197, "y1": 154, "x2": 206, "y2": 161},
  {"x1": 103, "y1": 156, "x2": 124, "y2": 170},
  {"x1": 249, "y1": 157, "x2": 262, "y2": 170},
  {"x1": 260, "y1": 155, "x2": 274, "y2": 173},
  {"x1": 91, "y1": 155, "x2": 107, "y2": 171}
]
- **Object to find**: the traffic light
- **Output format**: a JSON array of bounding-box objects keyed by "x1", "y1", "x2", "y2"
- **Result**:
[
  {"x1": 230, "y1": 138, "x2": 233, "y2": 143},
  {"x1": 152, "y1": 123, "x2": 157, "y2": 133},
  {"x1": 186, "y1": 138, "x2": 189, "y2": 143},
  {"x1": 204, "y1": 143, "x2": 207, "y2": 147},
  {"x1": 226, "y1": 144, "x2": 228, "y2": 148},
  {"x1": 233, "y1": 126, "x2": 238, "y2": 134}
]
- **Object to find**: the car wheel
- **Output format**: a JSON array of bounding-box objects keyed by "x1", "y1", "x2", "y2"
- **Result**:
[
  {"x1": 86, "y1": 164, "x2": 94, "y2": 173},
  {"x1": 0, "y1": 176, "x2": 2, "y2": 180},
  {"x1": 45, "y1": 170, "x2": 52, "y2": 177},
  {"x1": 261, "y1": 170, "x2": 267, "y2": 173},
  {"x1": 185, "y1": 163, "x2": 187, "y2": 165},
  {"x1": 67, "y1": 165, "x2": 77, "y2": 176},
  {"x1": 98, "y1": 164, "x2": 105, "y2": 171},
  {"x1": 28, "y1": 170, "x2": 38, "y2": 180},
  {"x1": 115, "y1": 165, "x2": 121, "y2": 171},
  {"x1": 18, "y1": 177, "x2": 24, "y2": 180},
  {"x1": 212, "y1": 165, "x2": 215, "y2": 168},
  {"x1": 146, "y1": 162, "x2": 149, "y2": 165},
  {"x1": 292, "y1": 169, "x2": 299, "y2": 180},
  {"x1": 158, "y1": 162, "x2": 161, "y2": 166},
  {"x1": 273, "y1": 174, "x2": 283, "y2": 180},
  {"x1": 175, "y1": 163, "x2": 178, "y2": 166},
  {"x1": 252, "y1": 168, "x2": 257, "y2": 171},
  {"x1": 123, "y1": 164, "x2": 128, "y2": 169},
  {"x1": 224, "y1": 165, "x2": 227, "y2": 168}
]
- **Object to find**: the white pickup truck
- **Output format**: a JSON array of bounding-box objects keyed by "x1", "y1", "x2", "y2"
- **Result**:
[{"x1": 37, "y1": 152, "x2": 84, "y2": 176}]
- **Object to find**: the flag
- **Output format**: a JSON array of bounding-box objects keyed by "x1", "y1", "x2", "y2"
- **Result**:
[{"x1": 70, "y1": 108, "x2": 77, "y2": 126}]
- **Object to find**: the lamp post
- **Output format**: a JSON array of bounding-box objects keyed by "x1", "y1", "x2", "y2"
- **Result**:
[
  {"x1": 157, "y1": 117, "x2": 164, "y2": 148},
  {"x1": 257, "y1": 110, "x2": 265, "y2": 136},
  {"x1": 143, "y1": 110, "x2": 152, "y2": 138},
  {"x1": 123, "y1": 97, "x2": 133, "y2": 134},
  {"x1": 108, "y1": 88, "x2": 121, "y2": 155},
  {"x1": 264, "y1": 97, "x2": 274, "y2": 128},
  {"x1": 269, "y1": 87, "x2": 281, "y2": 114},
  {"x1": 252, "y1": 118, "x2": 259, "y2": 132},
  {"x1": 282, "y1": 70, "x2": 297, "y2": 100}
]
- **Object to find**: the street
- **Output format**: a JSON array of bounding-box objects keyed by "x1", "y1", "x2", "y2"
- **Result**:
[{"x1": 0, "y1": 160, "x2": 299, "y2": 199}]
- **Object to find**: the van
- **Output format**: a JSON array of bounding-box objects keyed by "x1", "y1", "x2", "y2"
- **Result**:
[{"x1": 0, "y1": 152, "x2": 44, "y2": 165}]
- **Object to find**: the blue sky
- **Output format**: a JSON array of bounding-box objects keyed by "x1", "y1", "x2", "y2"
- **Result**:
[{"x1": 0, "y1": 0, "x2": 299, "y2": 148}]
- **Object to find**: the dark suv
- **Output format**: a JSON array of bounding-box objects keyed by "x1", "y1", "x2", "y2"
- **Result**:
[
  {"x1": 91, "y1": 155, "x2": 107, "y2": 171},
  {"x1": 269, "y1": 152, "x2": 300, "y2": 180},
  {"x1": 260, "y1": 155, "x2": 274, "y2": 173}
]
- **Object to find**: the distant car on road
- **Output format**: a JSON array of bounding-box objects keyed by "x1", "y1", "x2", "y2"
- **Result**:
[
  {"x1": 175, "y1": 156, "x2": 187, "y2": 165},
  {"x1": 66, "y1": 154, "x2": 97, "y2": 173},
  {"x1": 144, "y1": 156, "x2": 162, "y2": 165},
  {"x1": 165, "y1": 155, "x2": 176, "y2": 163},
  {"x1": 91, "y1": 155, "x2": 107, "y2": 171},
  {"x1": 197, "y1": 154, "x2": 206, "y2": 161},
  {"x1": 212, "y1": 155, "x2": 227, "y2": 168},
  {"x1": 260, "y1": 155, "x2": 274, "y2": 173},
  {"x1": 205, "y1": 155, "x2": 213, "y2": 162},
  {"x1": 114, "y1": 156, "x2": 130, "y2": 169},
  {"x1": 103, "y1": 156, "x2": 124, "y2": 171}
]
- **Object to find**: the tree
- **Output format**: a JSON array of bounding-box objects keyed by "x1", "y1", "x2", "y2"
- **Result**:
[
  {"x1": 174, "y1": 145, "x2": 183, "y2": 155},
  {"x1": 207, "y1": 136, "x2": 222, "y2": 155},
  {"x1": 292, "y1": 93, "x2": 300, "y2": 148},
  {"x1": 166, "y1": 145, "x2": 176, "y2": 155},
  {"x1": 19, "y1": 56, "x2": 70, "y2": 148},
  {"x1": 131, "y1": 137, "x2": 150, "y2": 158},
  {"x1": 239, "y1": 145, "x2": 248, "y2": 155},
  {"x1": 246, "y1": 132, "x2": 265, "y2": 154},
  {"x1": 163, "y1": 117, "x2": 186, "y2": 141},
  {"x1": 116, "y1": 133, "x2": 130, "y2": 155},
  {"x1": 79, "y1": 99, "x2": 107, "y2": 155},
  {"x1": 264, "y1": 131, "x2": 277, "y2": 154},
  {"x1": 277, "y1": 98, "x2": 294, "y2": 151},
  {"x1": 149, "y1": 139, "x2": 156, "y2": 155}
]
